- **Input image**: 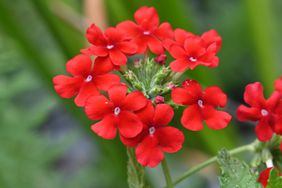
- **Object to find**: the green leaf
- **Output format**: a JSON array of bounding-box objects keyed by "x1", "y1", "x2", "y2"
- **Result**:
[
  {"x1": 127, "y1": 148, "x2": 148, "y2": 188},
  {"x1": 217, "y1": 149, "x2": 262, "y2": 188},
  {"x1": 266, "y1": 169, "x2": 282, "y2": 188}
]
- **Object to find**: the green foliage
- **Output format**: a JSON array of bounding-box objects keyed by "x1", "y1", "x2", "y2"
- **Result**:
[
  {"x1": 217, "y1": 149, "x2": 262, "y2": 188},
  {"x1": 127, "y1": 148, "x2": 148, "y2": 188},
  {"x1": 266, "y1": 169, "x2": 282, "y2": 188}
]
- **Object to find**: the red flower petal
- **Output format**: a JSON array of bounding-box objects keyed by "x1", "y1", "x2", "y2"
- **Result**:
[
  {"x1": 134, "y1": 6, "x2": 159, "y2": 27},
  {"x1": 244, "y1": 82, "x2": 266, "y2": 107},
  {"x1": 122, "y1": 91, "x2": 147, "y2": 111},
  {"x1": 118, "y1": 41, "x2": 137, "y2": 54},
  {"x1": 203, "y1": 86, "x2": 227, "y2": 107},
  {"x1": 118, "y1": 111, "x2": 143, "y2": 138},
  {"x1": 147, "y1": 37, "x2": 164, "y2": 54},
  {"x1": 255, "y1": 120, "x2": 273, "y2": 142},
  {"x1": 108, "y1": 84, "x2": 127, "y2": 106},
  {"x1": 110, "y1": 49, "x2": 127, "y2": 65},
  {"x1": 136, "y1": 136, "x2": 164, "y2": 168},
  {"x1": 258, "y1": 168, "x2": 272, "y2": 188},
  {"x1": 266, "y1": 91, "x2": 281, "y2": 110},
  {"x1": 174, "y1": 28, "x2": 195, "y2": 44},
  {"x1": 74, "y1": 83, "x2": 100, "y2": 107},
  {"x1": 171, "y1": 88, "x2": 194, "y2": 105},
  {"x1": 203, "y1": 106, "x2": 231, "y2": 130},
  {"x1": 236, "y1": 105, "x2": 261, "y2": 121},
  {"x1": 181, "y1": 105, "x2": 203, "y2": 131},
  {"x1": 153, "y1": 104, "x2": 174, "y2": 127},
  {"x1": 170, "y1": 59, "x2": 189, "y2": 72},
  {"x1": 155, "y1": 127, "x2": 184, "y2": 153},
  {"x1": 117, "y1": 20, "x2": 139, "y2": 37},
  {"x1": 66, "y1": 54, "x2": 92, "y2": 77},
  {"x1": 91, "y1": 114, "x2": 117, "y2": 139},
  {"x1": 154, "y1": 22, "x2": 174, "y2": 40},
  {"x1": 53, "y1": 75, "x2": 82, "y2": 98},
  {"x1": 169, "y1": 45, "x2": 186, "y2": 59},
  {"x1": 274, "y1": 76, "x2": 282, "y2": 94},
  {"x1": 201, "y1": 29, "x2": 222, "y2": 53},
  {"x1": 133, "y1": 36, "x2": 149, "y2": 54},
  {"x1": 94, "y1": 73, "x2": 120, "y2": 91},
  {"x1": 105, "y1": 27, "x2": 123, "y2": 42},
  {"x1": 120, "y1": 127, "x2": 147, "y2": 147},
  {"x1": 85, "y1": 95, "x2": 114, "y2": 120},
  {"x1": 83, "y1": 45, "x2": 108, "y2": 57},
  {"x1": 86, "y1": 24, "x2": 105, "y2": 45},
  {"x1": 136, "y1": 100, "x2": 154, "y2": 125},
  {"x1": 93, "y1": 57, "x2": 116, "y2": 74}
]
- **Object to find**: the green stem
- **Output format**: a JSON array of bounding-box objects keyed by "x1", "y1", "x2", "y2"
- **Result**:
[
  {"x1": 172, "y1": 142, "x2": 256, "y2": 186},
  {"x1": 161, "y1": 158, "x2": 174, "y2": 188}
]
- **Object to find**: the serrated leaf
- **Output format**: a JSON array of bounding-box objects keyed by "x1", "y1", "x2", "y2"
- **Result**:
[
  {"x1": 266, "y1": 169, "x2": 282, "y2": 188},
  {"x1": 127, "y1": 148, "x2": 148, "y2": 188},
  {"x1": 217, "y1": 149, "x2": 262, "y2": 188}
]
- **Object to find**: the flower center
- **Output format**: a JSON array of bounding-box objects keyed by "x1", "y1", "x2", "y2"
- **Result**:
[
  {"x1": 143, "y1": 31, "x2": 151, "y2": 35},
  {"x1": 114, "y1": 107, "x2": 121, "y2": 116},
  {"x1": 261, "y1": 109, "x2": 268, "y2": 116},
  {"x1": 189, "y1": 56, "x2": 197, "y2": 62},
  {"x1": 149, "y1": 127, "x2": 156, "y2": 135},
  {"x1": 106, "y1": 44, "x2": 114, "y2": 50},
  {"x1": 197, "y1": 99, "x2": 204, "y2": 108},
  {"x1": 85, "y1": 75, "x2": 93, "y2": 82}
]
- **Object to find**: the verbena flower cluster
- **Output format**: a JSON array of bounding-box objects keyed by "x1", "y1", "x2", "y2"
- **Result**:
[{"x1": 53, "y1": 6, "x2": 282, "y2": 171}]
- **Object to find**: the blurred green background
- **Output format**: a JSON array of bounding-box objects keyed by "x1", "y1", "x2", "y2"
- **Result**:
[{"x1": 0, "y1": 0, "x2": 281, "y2": 187}]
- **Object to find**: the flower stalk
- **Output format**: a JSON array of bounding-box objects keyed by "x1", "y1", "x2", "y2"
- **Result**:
[{"x1": 161, "y1": 158, "x2": 174, "y2": 188}]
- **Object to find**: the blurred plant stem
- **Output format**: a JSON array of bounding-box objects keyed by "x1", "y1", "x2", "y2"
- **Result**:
[
  {"x1": 161, "y1": 158, "x2": 174, "y2": 188},
  {"x1": 170, "y1": 141, "x2": 256, "y2": 187}
]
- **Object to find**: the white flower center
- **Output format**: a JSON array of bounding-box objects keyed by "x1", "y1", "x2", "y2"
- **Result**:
[
  {"x1": 143, "y1": 31, "x2": 151, "y2": 35},
  {"x1": 261, "y1": 109, "x2": 268, "y2": 116},
  {"x1": 106, "y1": 44, "x2": 114, "y2": 50},
  {"x1": 149, "y1": 127, "x2": 156, "y2": 135},
  {"x1": 197, "y1": 100, "x2": 204, "y2": 108},
  {"x1": 189, "y1": 56, "x2": 197, "y2": 62},
  {"x1": 114, "y1": 107, "x2": 121, "y2": 116},
  {"x1": 85, "y1": 75, "x2": 92, "y2": 82}
]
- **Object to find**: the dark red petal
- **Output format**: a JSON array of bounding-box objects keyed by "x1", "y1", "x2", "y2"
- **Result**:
[
  {"x1": 168, "y1": 45, "x2": 186, "y2": 59},
  {"x1": 117, "y1": 21, "x2": 139, "y2": 37},
  {"x1": 94, "y1": 73, "x2": 120, "y2": 91},
  {"x1": 93, "y1": 57, "x2": 116, "y2": 74},
  {"x1": 244, "y1": 82, "x2": 266, "y2": 107},
  {"x1": 203, "y1": 106, "x2": 231, "y2": 130},
  {"x1": 236, "y1": 105, "x2": 261, "y2": 121},
  {"x1": 122, "y1": 91, "x2": 147, "y2": 111},
  {"x1": 181, "y1": 105, "x2": 203, "y2": 131},
  {"x1": 147, "y1": 37, "x2": 164, "y2": 54},
  {"x1": 118, "y1": 41, "x2": 137, "y2": 54},
  {"x1": 266, "y1": 91, "x2": 281, "y2": 110},
  {"x1": 74, "y1": 83, "x2": 100, "y2": 107},
  {"x1": 154, "y1": 22, "x2": 174, "y2": 40},
  {"x1": 258, "y1": 168, "x2": 272, "y2": 188},
  {"x1": 171, "y1": 88, "x2": 193, "y2": 105},
  {"x1": 108, "y1": 84, "x2": 127, "y2": 106},
  {"x1": 255, "y1": 120, "x2": 274, "y2": 142},
  {"x1": 153, "y1": 104, "x2": 174, "y2": 127},
  {"x1": 105, "y1": 27, "x2": 123, "y2": 42},
  {"x1": 274, "y1": 76, "x2": 282, "y2": 94},
  {"x1": 170, "y1": 59, "x2": 189, "y2": 72},
  {"x1": 203, "y1": 86, "x2": 227, "y2": 107},
  {"x1": 91, "y1": 114, "x2": 117, "y2": 139},
  {"x1": 66, "y1": 54, "x2": 92, "y2": 77},
  {"x1": 109, "y1": 50, "x2": 127, "y2": 65},
  {"x1": 136, "y1": 100, "x2": 154, "y2": 125},
  {"x1": 85, "y1": 95, "x2": 114, "y2": 120},
  {"x1": 118, "y1": 111, "x2": 143, "y2": 138},
  {"x1": 155, "y1": 127, "x2": 184, "y2": 153},
  {"x1": 53, "y1": 75, "x2": 82, "y2": 98},
  {"x1": 273, "y1": 116, "x2": 282, "y2": 135},
  {"x1": 134, "y1": 6, "x2": 159, "y2": 27},
  {"x1": 136, "y1": 136, "x2": 164, "y2": 168}
]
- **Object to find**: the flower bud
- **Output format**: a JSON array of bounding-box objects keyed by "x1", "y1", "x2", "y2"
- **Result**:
[
  {"x1": 154, "y1": 96, "x2": 164, "y2": 104},
  {"x1": 154, "y1": 54, "x2": 167, "y2": 65}
]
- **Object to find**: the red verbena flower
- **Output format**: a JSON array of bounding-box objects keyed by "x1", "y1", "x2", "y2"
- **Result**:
[
  {"x1": 275, "y1": 76, "x2": 282, "y2": 94},
  {"x1": 121, "y1": 101, "x2": 184, "y2": 167},
  {"x1": 82, "y1": 24, "x2": 137, "y2": 71},
  {"x1": 117, "y1": 6, "x2": 174, "y2": 54},
  {"x1": 236, "y1": 82, "x2": 281, "y2": 142},
  {"x1": 53, "y1": 54, "x2": 120, "y2": 107},
  {"x1": 171, "y1": 79, "x2": 231, "y2": 131},
  {"x1": 85, "y1": 84, "x2": 147, "y2": 139}
]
